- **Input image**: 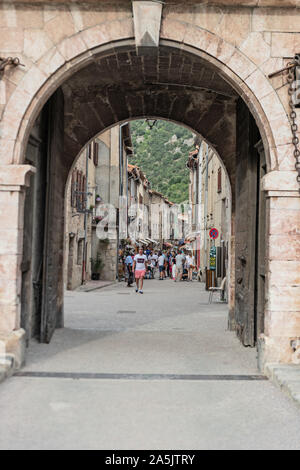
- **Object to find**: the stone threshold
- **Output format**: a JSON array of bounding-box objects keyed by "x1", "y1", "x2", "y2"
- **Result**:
[
  {"x1": 265, "y1": 363, "x2": 300, "y2": 409},
  {"x1": 76, "y1": 280, "x2": 116, "y2": 293},
  {"x1": 0, "y1": 357, "x2": 15, "y2": 385}
]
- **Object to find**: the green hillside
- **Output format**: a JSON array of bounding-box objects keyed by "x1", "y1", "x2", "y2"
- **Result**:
[{"x1": 129, "y1": 120, "x2": 195, "y2": 204}]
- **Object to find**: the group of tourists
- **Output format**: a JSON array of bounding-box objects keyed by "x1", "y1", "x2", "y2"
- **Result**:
[{"x1": 123, "y1": 246, "x2": 196, "y2": 294}]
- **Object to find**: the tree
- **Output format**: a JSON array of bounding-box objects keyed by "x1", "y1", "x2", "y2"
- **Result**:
[{"x1": 130, "y1": 120, "x2": 195, "y2": 204}]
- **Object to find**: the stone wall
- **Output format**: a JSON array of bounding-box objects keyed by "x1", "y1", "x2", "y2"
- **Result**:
[
  {"x1": 64, "y1": 149, "x2": 92, "y2": 291},
  {"x1": 92, "y1": 238, "x2": 117, "y2": 282}
]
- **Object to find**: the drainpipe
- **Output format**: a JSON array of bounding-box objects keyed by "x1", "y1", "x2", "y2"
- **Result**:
[
  {"x1": 197, "y1": 142, "x2": 203, "y2": 270},
  {"x1": 204, "y1": 146, "x2": 209, "y2": 270},
  {"x1": 82, "y1": 145, "x2": 89, "y2": 284},
  {"x1": 126, "y1": 152, "x2": 129, "y2": 243}
]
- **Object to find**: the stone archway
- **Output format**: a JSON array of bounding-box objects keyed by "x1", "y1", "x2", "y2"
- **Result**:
[{"x1": 0, "y1": 7, "x2": 299, "y2": 369}]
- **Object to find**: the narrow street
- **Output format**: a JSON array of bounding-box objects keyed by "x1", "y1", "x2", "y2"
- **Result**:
[{"x1": 0, "y1": 280, "x2": 299, "y2": 450}]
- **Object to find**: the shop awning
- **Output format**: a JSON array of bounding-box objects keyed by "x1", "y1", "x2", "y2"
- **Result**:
[
  {"x1": 145, "y1": 238, "x2": 158, "y2": 244},
  {"x1": 185, "y1": 232, "x2": 200, "y2": 242}
]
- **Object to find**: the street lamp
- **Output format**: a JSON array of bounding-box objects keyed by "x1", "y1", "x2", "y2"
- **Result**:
[{"x1": 145, "y1": 119, "x2": 157, "y2": 130}]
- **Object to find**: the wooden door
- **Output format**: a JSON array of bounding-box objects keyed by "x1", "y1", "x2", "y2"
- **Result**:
[
  {"x1": 235, "y1": 99, "x2": 261, "y2": 347},
  {"x1": 40, "y1": 90, "x2": 65, "y2": 343},
  {"x1": 255, "y1": 141, "x2": 267, "y2": 339}
]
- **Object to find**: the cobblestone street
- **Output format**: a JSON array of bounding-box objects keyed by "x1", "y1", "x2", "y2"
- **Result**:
[{"x1": 0, "y1": 279, "x2": 299, "y2": 450}]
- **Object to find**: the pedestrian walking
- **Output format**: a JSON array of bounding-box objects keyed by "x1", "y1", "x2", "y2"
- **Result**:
[
  {"x1": 162, "y1": 251, "x2": 168, "y2": 278},
  {"x1": 175, "y1": 250, "x2": 186, "y2": 282},
  {"x1": 186, "y1": 252, "x2": 196, "y2": 281},
  {"x1": 125, "y1": 251, "x2": 134, "y2": 287},
  {"x1": 133, "y1": 247, "x2": 148, "y2": 294},
  {"x1": 148, "y1": 251, "x2": 157, "y2": 279},
  {"x1": 171, "y1": 252, "x2": 177, "y2": 280},
  {"x1": 166, "y1": 251, "x2": 171, "y2": 278},
  {"x1": 158, "y1": 251, "x2": 166, "y2": 280}
]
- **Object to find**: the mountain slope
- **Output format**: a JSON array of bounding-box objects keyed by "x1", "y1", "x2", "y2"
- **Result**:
[{"x1": 129, "y1": 120, "x2": 195, "y2": 204}]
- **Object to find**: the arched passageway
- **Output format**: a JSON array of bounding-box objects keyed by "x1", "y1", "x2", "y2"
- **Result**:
[
  {"x1": 0, "y1": 1, "x2": 300, "y2": 449},
  {"x1": 20, "y1": 41, "x2": 268, "y2": 366}
]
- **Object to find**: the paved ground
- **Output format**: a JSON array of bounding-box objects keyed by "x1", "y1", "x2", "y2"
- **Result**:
[{"x1": 0, "y1": 279, "x2": 300, "y2": 450}]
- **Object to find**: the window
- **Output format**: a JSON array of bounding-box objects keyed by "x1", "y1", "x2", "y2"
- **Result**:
[
  {"x1": 94, "y1": 142, "x2": 99, "y2": 166},
  {"x1": 71, "y1": 171, "x2": 76, "y2": 208},
  {"x1": 77, "y1": 239, "x2": 84, "y2": 265},
  {"x1": 217, "y1": 167, "x2": 222, "y2": 193},
  {"x1": 82, "y1": 175, "x2": 86, "y2": 210},
  {"x1": 76, "y1": 170, "x2": 81, "y2": 209},
  {"x1": 73, "y1": 170, "x2": 86, "y2": 211},
  {"x1": 87, "y1": 143, "x2": 92, "y2": 159}
]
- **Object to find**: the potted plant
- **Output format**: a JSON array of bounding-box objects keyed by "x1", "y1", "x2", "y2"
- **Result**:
[
  {"x1": 91, "y1": 255, "x2": 104, "y2": 280},
  {"x1": 99, "y1": 237, "x2": 109, "y2": 246},
  {"x1": 95, "y1": 194, "x2": 102, "y2": 203}
]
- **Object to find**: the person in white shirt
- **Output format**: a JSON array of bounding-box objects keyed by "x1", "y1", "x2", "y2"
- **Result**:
[
  {"x1": 175, "y1": 251, "x2": 186, "y2": 282},
  {"x1": 133, "y1": 247, "x2": 148, "y2": 294},
  {"x1": 151, "y1": 252, "x2": 158, "y2": 266},
  {"x1": 147, "y1": 252, "x2": 157, "y2": 279},
  {"x1": 158, "y1": 252, "x2": 166, "y2": 280},
  {"x1": 186, "y1": 253, "x2": 195, "y2": 281}
]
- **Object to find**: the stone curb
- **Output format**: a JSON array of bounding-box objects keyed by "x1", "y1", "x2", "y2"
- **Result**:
[
  {"x1": 0, "y1": 366, "x2": 6, "y2": 384},
  {"x1": 265, "y1": 363, "x2": 300, "y2": 409}
]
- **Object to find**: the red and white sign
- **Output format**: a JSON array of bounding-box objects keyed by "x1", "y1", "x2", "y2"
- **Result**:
[{"x1": 209, "y1": 228, "x2": 219, "y2": 240}]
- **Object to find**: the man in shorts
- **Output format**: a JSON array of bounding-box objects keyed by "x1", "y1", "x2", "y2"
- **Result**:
[
  {"x1": 158, "y1": 252, "x2": 166, "y2": 280},
  {"x1": 133, "y1": 247, "x2": 148, "y2": 294}
]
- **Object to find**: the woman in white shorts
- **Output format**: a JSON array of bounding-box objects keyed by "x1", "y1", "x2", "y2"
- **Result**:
[{"x1": 186, "y1": 253, "x2": 195, "y2": 281}]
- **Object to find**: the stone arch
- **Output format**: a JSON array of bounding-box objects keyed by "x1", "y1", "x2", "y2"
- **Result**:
[
  {"x1": 0, "y1": 17, "x2": 293, "y2": 174},
  {"x1": 1, "y1": 13, "x2": 299, "y2": 367}
]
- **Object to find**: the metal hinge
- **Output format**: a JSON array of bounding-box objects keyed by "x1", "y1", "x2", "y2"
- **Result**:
[
  {"x1": 268, "y1": 55, "x2": 300, "y2": 192},
  {"x1": 0, "y1": 57, "x2": 24, "y2": 75}
]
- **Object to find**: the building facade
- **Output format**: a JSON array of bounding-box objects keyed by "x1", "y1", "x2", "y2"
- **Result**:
[
  {"x1": 64, "y1": 124, "x2": 132, "y2": 289},
  {"x1": 127, "y1": 164, "x2": 174, "y2": 248},
  {"x1": 188, "y1": 142, "x2": 231, "y2": 289}
]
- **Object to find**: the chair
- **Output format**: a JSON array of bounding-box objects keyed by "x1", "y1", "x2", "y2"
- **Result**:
[{"x1": 208, "y1": 277, "x2": 227, "y2": 304}]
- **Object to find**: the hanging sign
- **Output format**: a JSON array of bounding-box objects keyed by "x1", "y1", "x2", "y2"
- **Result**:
[
  {"x1": 210, "y1": 246, "x2": 216, "y2": 271},
  {"x1": 209, "y1": 228, "x2": 219, "y2": 240}
]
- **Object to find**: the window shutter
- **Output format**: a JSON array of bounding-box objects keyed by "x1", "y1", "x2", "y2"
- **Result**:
[
  {"x1": 80, "y1": 172, "x2": 84, "y2": 210},
  {"x1": 87, "y1": 144, "x2": 92, "y2": 159},
  {"x1": 82, "y1": 175, "x2": 86, "y2": 210},
  {"x1": 71, "y1": 171, "x2": 75, "y2": 207},
  {"x1": 217, "y1": 167, "x2": 222, "y2": 193},
  {"x1": 94, "y1": 142, "x2": 99, "y2": 166},
  {"x1": 76, "y1": 170, "x2": 80, "y2": 209}
]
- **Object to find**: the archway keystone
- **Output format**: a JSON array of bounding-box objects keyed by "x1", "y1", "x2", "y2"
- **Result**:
[{"x1": 132, "y1": 1, "x2": 163, "y2": 53}]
